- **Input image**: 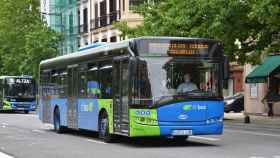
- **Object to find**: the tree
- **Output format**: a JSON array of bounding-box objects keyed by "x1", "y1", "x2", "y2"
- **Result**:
[
  {"x1": 0, "y1": 0, "x2": 61, "y2": 79},
  {"x1": 115, "y1": 0, "x2": 280, "y2": 64}
]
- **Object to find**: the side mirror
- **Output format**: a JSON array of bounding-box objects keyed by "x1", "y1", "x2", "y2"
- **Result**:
[{"x1": 223, "y1": 55, "x2": 229, "y2": 80}]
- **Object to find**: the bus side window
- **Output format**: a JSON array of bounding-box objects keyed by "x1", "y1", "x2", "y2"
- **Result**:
[
  {"x1": 99, "y1": 63, "x2": 113, "y2": 99},
  {"x1": 51, "y1": 70, "x2": 59, "y2": 96},
  {"x1": 87, "y1": 63, "x2": 100, "y2": 99},
  {"x1": 59, "y1": 70, "x2": 68, "y2": 98},
  {"x1": 78, "y1": 65, "x2": 87, "y2": 98},
  {"x1": 40, "y1": 71, "x2": 51, "y2": 97}
]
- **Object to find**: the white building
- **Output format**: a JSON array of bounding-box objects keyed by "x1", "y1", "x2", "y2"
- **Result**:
[{"x1": 77, "y1": 0, "x2": 143, "y2": 47}]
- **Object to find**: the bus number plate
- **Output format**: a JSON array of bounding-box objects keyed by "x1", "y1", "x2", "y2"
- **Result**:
[{"x1": 172, "y1": 130, "x2": 192, "y2": 136}]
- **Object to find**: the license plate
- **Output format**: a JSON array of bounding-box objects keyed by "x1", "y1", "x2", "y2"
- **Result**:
[
  {"x1": 172, "y1": 130, "x2": 193, "y2": 136},
  {"x1": 17, "y1": 108, "x2": 25, "y2": 110}
]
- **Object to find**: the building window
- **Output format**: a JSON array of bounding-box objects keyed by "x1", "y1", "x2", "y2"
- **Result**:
[
  {"x1": 110, "y1": 36, "x2": 117, "y2": 42},
  {"x1": 94, "y1": 3, "x2": 98, "y2": 28},
  {"x1": 123, "y1": 0, "x2": 125, "y2": 11},
  {"x1": 100, "y1": 0, "x2": 107, "y2": 27},
  {"x1": 83, "y1": 8, "x2": 88, "y2": 33},
  {"x1": 78, "y1": 10, "x2": 80, "y2": 32},
  {"x1": 102, "y1": 38, "x2": 107, "y2": 42},
  {"x1": 109, "y1": 0, "x2": 118, "y2": 24},
  {"x1": 250, "y1": 83, "x2": 258, "y2": 98},
  {"x1": 69, "y1": 12, "x2": 74, "y2": 34}
]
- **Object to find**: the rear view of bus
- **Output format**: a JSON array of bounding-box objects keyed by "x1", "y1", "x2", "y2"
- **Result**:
[
  {"x1": 0, "y1": 76, "x2": 36, "y2": 113},
  {"x1": 129, "y1": 38, "x2": 228, "y2": 138}
]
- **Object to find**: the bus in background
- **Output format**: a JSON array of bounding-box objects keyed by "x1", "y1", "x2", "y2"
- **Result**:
[
  {"x1": 0, "y1": 76, "x2": 36, "y2": 114},
  {"x1": 39, "y1": 37, "x2": 228, "y2": 142}
]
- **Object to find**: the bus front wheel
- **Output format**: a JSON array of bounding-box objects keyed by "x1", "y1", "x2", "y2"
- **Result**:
[{"x1": 98, "y1": 111, "x2": 113, "y2": 142}]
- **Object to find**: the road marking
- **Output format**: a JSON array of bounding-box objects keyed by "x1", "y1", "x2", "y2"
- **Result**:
[
  {"x1": 0, "y1": 152, "x2": 14, "y2": 158},
  {"x1": 86, "y1": 139, "x2": 107, "y2": 145},
  {"x1": 190, "y1": 136, "x2": 220, "y2": 141},
  {"x1": 1, "y1": 123, "x2": 8, "y2": 128},
  {"x1": 225, "y1": 129, "x2": 280, "y2": 138},
  {"x1": 32, "y1": 129, "x2": 45, "y2": 134},
  {"x1": 25, "y1": 114, "x2": 37, "y2": 117}
]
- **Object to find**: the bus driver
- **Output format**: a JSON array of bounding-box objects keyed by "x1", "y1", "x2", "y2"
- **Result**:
[{"x1": 177, "y1": 73, "x2": 198, "y2": 93}]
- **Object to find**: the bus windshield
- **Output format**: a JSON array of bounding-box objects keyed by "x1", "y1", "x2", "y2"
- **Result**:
[
  {"x1": 132, "y1": 57, "x2": 221, "y2": 106},
  {"x1": 4, "y1": 78, "x2": 35, "y2": 98}
]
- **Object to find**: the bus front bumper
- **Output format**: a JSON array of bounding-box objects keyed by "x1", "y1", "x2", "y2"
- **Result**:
[
  {"x1": 10, "y1": 102, "x2": 36, "y2": 111},
  {"x1": 159, "y1": 122, "x2": 223, "y2": 136},
  {"x1": 129, "y1": 122, "x2": 223, "y2": 137}
]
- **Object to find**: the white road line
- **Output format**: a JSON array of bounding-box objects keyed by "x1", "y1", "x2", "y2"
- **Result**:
[
  {"x1": 0, "y1": 152, "x2": 14, "y2": 158},
  {"x1": 25, "y1": 114, "x2": 37, "y2": 117},
  {"x1": 86, "y1": 139, "x2": 107, "y2": 145},
  {"x1": 31, "y1": 129, "x2": 45, "y2": 134},
  {"x1": 190, "y1": 136, "x2": 220, "y2": 141},
  {"x1": 225, "y1": 129, "x2": 280, "y2": 138}
]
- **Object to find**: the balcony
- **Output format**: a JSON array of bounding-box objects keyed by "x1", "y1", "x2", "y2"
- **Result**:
[{"x1": 90, "y1": 10, "x2": 120, "y2": 31}]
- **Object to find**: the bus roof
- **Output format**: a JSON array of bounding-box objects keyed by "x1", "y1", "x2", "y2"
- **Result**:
[
  {"x1": 40, "y1": 36, "x2": 221, "y2": 69},
  {"x1": 40, "y1": 39, "x2": 131, "y2": 69}
]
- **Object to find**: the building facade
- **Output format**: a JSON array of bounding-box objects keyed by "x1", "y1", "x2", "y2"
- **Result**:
[
  {"x1": 226, "y1": 63, "x2": 244, "y2": 96},
  {"x1": 78, "y1": 0, "x2": 143, "y2": 47},
  {"x1": 41, "y1": 0, "x2": 79, "y2": 55},
  {"x1": 245, "y1": 57, "x2": 280, "y2": 116},
  {"x1": 41, "y1": 0, "x2": 144, "y2": 55}
]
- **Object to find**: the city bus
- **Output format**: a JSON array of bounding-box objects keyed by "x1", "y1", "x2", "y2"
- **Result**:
[
  {"x1": 39, "y1": 37, "x2": 228, "y2": 142},
  {"x1": 0, "y1": 76, "x2": 36, "y2": 113}
]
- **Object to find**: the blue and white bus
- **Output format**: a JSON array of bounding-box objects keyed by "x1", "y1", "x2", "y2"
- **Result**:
[
  {"x1": 0, "y1": 76, "x2": 36, "y2": 113},
  {"x1": 39, "y1": 37, "x2": 228, "y2": 142}
]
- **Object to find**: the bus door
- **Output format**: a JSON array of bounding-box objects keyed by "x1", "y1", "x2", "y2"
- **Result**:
[
  {"x1": 67, "y1": 65, "x2": 79, "y2": 129},
  {"x1": 113, "y1": 58, "x2": 130, "y2": 134},
  {"x1": 41, "y1": 71, "x2": 52, "y2": 123}
]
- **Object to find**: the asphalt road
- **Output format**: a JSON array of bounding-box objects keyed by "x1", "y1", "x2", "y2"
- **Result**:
[{"x1": 0, "y1": 112, "x2": 280, "y2": 158}]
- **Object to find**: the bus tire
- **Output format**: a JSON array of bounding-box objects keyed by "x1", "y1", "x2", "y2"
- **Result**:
[
  {"x1": 98, "y1": 111, "x2": 114, "y2": 143},
  {"x1": 173, "y1": 136, "x2": 189, "y2": 143},
  {"x1": 24, "y1": 110, "x2": 29, "y2": 114},
  {"x1": 53, "y1": 107, "x2": 65, "y2": 133}
]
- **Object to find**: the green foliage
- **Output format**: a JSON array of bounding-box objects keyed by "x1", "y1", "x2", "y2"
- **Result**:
[
  {"x1": 0, "y1": 0, "x2": 60, "y2": 79},
  {"x1": 115, "y1": 0, "x2": 280, "y2": 64}
]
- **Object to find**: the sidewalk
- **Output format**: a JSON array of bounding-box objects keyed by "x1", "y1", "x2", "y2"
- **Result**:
[{"x1": 224, "y1": 112, "x2": 280, "y2": 129}]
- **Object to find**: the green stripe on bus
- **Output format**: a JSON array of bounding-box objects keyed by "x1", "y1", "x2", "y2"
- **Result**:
[
  {"x1": 3, "y1": 100, "x2": 12, "y2": 110},
  {"x1": 129, "y1": 109, "x2": 160, "y2": 137}
]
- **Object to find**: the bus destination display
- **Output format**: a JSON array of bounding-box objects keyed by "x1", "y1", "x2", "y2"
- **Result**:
[
  {"x1": 148, "y1": 42, "x2": 209, "y2": 56},
  {"x1": 8, "y1": 78, "x2": 32, "y2": 84}
]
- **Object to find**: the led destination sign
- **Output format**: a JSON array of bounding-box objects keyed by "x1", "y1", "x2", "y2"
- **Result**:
[
  {"x1": 8, "y1": 78, "x2": 32, "y2": 84},
  {"x1": 148, "y1": 42, "x2": 209, "y2": 56}
]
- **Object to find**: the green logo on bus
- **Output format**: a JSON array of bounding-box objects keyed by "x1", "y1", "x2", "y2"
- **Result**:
[{"x1": 183, "y1": 105, "x2": 192, "y2": 111}]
